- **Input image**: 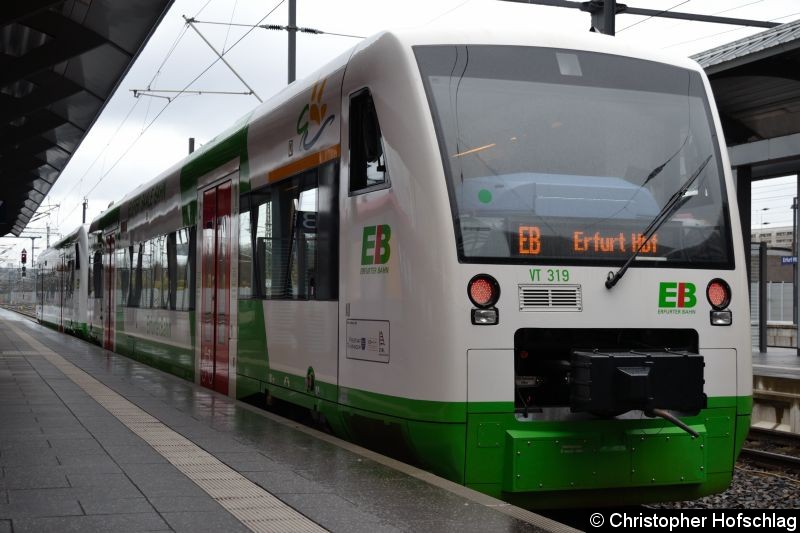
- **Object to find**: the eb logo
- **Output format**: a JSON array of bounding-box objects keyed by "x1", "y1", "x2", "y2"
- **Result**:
[
  {"x1": 659, "y1": 282, "x2": 697, "y2": 308},
  {"x1": 361, "y1": 225, "x2": 391, "y2": 265}
]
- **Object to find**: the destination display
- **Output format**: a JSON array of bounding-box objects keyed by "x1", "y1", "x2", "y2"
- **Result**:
[
  {"x1": 451, "y1": 215, "x2": 706, "y2": 262},
  {"x1": 517, "y1": 225, "x2": 660, "y2": 257}
]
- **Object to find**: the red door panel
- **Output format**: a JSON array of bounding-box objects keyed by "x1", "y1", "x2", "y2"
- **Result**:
[
  {"x1": 103, "y1": 235, "x2": 115, "y2": 350},
  {"x1": 200, "y1": 187, "x2": 217, "y2": 389},
  {"x1": 200, "y1": 182, "x2": 232, "y2": 395},
  {"x1": 214, "y1": 181, "x2": 231, "y2": 395}
]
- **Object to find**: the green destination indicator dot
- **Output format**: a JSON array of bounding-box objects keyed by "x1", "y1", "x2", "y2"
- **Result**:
[{"x1": 478, "y1": 189, "x2": 492, "y2": 204}]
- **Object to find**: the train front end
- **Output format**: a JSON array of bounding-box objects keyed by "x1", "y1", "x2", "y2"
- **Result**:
[{"x1": 414, "y1": 42, "x2": 751, "y2": 507}]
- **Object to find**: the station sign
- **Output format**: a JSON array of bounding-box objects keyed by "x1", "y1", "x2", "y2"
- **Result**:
[{"x1": 781, "y1": 256, "x2": 797, "y2": 265}]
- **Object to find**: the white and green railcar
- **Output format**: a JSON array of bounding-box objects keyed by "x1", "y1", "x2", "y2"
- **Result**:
[
  {"x1": 49, "y1": 27, "x2": 751, "y2": 508},
  {"x1": 36, "y1": 225, "x2": 89, "y2": 337}
]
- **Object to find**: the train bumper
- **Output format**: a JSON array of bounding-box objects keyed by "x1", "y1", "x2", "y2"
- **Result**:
[
  {"x1": 465, "y1": 399, "x2": 741, "y2": 507},
  {"x1": 502, "y1": 425, "x2": 706, "y2": 492}
]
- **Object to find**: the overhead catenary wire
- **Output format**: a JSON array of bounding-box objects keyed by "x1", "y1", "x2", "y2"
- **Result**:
[
  {"x1": 183, "y1": 15, "x2": 263, "y2": 102},
  {"x1": 132, "y1": 89, "x2": 254, "y2": 100},
  {"x1": 619, "y1": 0, "x2": 767, "y2": 34},
  {"x1": 222, "y1": 0, "x2": 239, "y2": 53},
  {"x1": 664, "y1": 9, "x2": 800, "y2": 49},
  {"x1": 54, "y1": 97, "x2": 144, "y2": 225},
  {"x1": 616, "y1": 0, "x2": 692, "y2": 34},
  {"x1": 51, "y1": 0, "x2": 235, "y2": 229},
  {"x1": 53, "y1": 20, "x2": 193, "y2": 227},
  {"x1": 81, "y1": 0, "x2": 286, "y2": 200},
  {"x1": 188, "y1": 18, "x2": 365, "y2": 39}
]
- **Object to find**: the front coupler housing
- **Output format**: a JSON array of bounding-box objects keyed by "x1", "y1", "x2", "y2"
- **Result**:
[{"x1": 570, "y1": 350, "x2": 706, "y2": 415}]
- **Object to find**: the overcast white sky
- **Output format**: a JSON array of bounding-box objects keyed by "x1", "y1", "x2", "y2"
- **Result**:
[{"x1": 4, "y1": 0, "x2": 800, "y2": 267}]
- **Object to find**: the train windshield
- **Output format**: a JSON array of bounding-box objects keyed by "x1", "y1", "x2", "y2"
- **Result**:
[{"x1": 415, "y1": 45, "x2": 733, "y2": 267}]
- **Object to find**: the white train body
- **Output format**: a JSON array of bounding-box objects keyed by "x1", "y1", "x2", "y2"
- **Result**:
[{"x1": 37, "y1": 27, "x2": 750, "y2": 507}]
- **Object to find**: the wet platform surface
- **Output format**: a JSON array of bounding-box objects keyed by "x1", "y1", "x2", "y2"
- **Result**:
[
  {"x1": 0, "y1": 308, "x2": 571, "y2": 533},
  {"x1": 752, "y1": 346, "x2": 800, "y2": 379}
]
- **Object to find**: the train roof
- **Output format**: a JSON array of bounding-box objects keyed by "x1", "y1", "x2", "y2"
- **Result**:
[
  {"x1": 378, "y1": 25, "x2": 702, "y2": 72},
  {"x1": 46, "y1": 225, "x2": 87, "y2": 250},
  {"x1": 38, "y1": 225, "x2": 88, "y2": 265}
]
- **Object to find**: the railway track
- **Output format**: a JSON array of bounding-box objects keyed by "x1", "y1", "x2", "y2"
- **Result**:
[
  {"x1": 0, "y1": 303, "x2": 36, "y2": 319},
  {"x1": 740, "y1": 447, "x2": 800, "y2": 471},
  {"x1": 741, "y1": 427, "x2": 800, "y2": 472}
]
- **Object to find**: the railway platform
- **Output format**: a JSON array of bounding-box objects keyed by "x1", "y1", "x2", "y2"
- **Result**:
[
  {"x1": 751, "y1": 346, "x2": 800, "y2": 435},
  {"x1": 752, "y1": 346, "x2": 800, "y2": 379},
  {"x1": 0, "y1": 308, "x2": 572, "y2": 533}
]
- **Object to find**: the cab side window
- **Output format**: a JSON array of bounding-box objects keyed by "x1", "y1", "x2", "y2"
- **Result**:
[{"x1": 349, "y1": 89, "x2": 389, "y2": 194}]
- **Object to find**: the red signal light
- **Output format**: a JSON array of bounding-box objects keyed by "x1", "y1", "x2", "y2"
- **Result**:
[
  {"x1": 468, "y1": 274, "x2": 500, "y2": 308},
  {"x1": 706, "y1": 279, "x2": 731, "y2": 310}
]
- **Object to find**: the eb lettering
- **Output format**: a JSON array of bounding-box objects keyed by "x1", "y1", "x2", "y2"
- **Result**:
[
  {"x1": 361, "y1": 225, "x2": 391, "y2": 265},
  {"x1": 659, "y1": 282, "x2": 697, "y2": 309}
]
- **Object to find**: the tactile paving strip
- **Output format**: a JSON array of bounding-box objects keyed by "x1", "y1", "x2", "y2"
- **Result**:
[{"x1": 14, "y1": 328, "x2": 327, "y2": 533}]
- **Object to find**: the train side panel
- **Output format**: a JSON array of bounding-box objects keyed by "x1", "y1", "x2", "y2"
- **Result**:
[{"x1": 240, "y1": 64, "x2": 347, "y2": 412}]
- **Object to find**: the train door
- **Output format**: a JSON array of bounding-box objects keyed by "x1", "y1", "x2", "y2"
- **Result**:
[
  {"x1": 200, "y1": 180, "x2": 232, "y2": 394},
  {"x1": 103, "y1": 233, "x2": 115, "y2": 350},
  {"x1": 59, "y1": 253, "x2": 66, "y2": 331}
]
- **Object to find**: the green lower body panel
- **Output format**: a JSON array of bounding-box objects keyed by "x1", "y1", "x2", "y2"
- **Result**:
[
  {"x1": 114, "y1": 333, "x2": 194, "y2": 381},
  {"x1": 241, "y1": 364, "x2": 747, "y2": 508},
  {"x1": 463, "y1": 396, "x2": 748, "y2": 508},
  {"x1": 504, "y1": 425, "x2": 706, "y2": 492}
]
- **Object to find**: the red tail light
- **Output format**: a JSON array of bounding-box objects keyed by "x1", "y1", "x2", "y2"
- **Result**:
[
  {"x1": 468, "y1": 274, "x2": 500, "y2": 308},
  {"x1": 706, "y1": 279, "x2": 731, "y2": 310}
]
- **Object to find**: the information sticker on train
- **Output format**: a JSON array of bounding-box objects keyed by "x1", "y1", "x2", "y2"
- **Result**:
[{"x1": 346, "y1": 319, "x2": 390, "y2": 363}]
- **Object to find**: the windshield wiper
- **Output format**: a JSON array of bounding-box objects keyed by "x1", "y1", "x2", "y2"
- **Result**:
[{"x1": 605, "y1": 154, "x2": 713, "y2": 290}]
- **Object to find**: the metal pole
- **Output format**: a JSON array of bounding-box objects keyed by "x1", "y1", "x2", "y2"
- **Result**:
[
  {"x1": 189, "y1": 137, "x2": 195, "y2": 154},
  {"x1": 759, "y1": 241, "x2": 767, "y2": 354},
  {"x1": 793, "y1": 196, "x2": 798, "y2": 328},
  {"x1": 82, "y1": 198, "x2": 88, "y2": 224},
  {"x1": 288, "y1": 0, "x2": 296, "y2": 83},
  {"x1": 603, "y1": 0, "x2": 615, "y2": 36},
  {"x1": 796, "y1": 180, "x2": 799, "y2": 355}
]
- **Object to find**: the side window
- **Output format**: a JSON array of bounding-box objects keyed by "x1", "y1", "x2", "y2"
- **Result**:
[
  {"x1": 88, "y1": 255, "x2": 93, "y2": 299},
  {"x1": 167, "y1": 232, "x2": 178, "y2": 310},
  {"x1": 116, "y1": 247, "x2": 129, "y2": 307},
  {"x1": 128, "y1": 244, "x2": 143, "y2": 308},
  {"x1": 349, "y1": 89, "x2": 389, "y2": 194},
  {"x1": 92, "y1": 250, "x2": 103, "y2": 297},
  {"x1": 238, "y1": 195, "x2": 253, "y2": 299},
  {"x1": 65, "y1": 257, "x2": 75, "y2": 300},
  {"x1": 248, "y1": 161, "x2": 338, "y2": 300},
  {"x1": 173, "y1": 226, "x2": 196, "y2": 311},
  {"x1": 140, "y1": 242, "x2": 153, "y2": 309},
  {"x1": 150, "y1": 236, "x2": 168, "y2": 309}
]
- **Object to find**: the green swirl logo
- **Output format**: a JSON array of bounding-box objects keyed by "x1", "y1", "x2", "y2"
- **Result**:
[{"x1": 296, "y1": 79, "x2": 336, "y2": 151}]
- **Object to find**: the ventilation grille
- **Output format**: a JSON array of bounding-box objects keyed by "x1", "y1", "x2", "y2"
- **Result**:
[{"x1": 518, "y1": 284, "x2": 582, "y2": 312}]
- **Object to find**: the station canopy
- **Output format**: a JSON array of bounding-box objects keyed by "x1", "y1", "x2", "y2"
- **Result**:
[
  {"x1": 693, "y1": 19, "x2": 800, "y2": 160},
  {"x1": 0, "y1": 0, "x2": 174, "y2": 237}
]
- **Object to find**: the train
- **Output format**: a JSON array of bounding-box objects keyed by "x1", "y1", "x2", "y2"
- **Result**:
[{"x1": 36, "y1": 26, "x2": 751, "y2": 508}]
